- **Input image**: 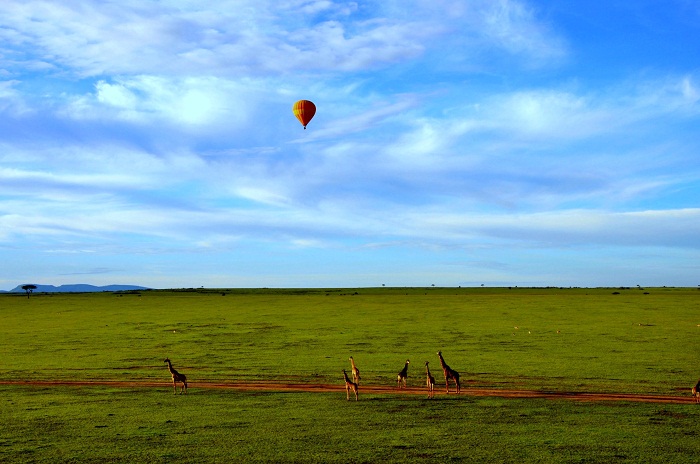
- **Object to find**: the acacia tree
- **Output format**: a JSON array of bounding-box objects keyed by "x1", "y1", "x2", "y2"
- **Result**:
[{"x1": 21, "y1": 284, "x2": 37, "y2": 299}]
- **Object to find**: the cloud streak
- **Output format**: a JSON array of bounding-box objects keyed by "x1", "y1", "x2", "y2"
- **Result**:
[{"x1": 0, "y1": 0, "x2": 567, "y2": 79}]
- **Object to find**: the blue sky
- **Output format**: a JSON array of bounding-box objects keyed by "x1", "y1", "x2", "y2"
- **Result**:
[{"x1": 1, "y1": 0, "x2": 699, "y2": 289}]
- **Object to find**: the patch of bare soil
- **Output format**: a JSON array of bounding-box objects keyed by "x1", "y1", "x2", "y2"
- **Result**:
[{"x1": 0, "y1": 380, "x2": 694, "y2": 404}]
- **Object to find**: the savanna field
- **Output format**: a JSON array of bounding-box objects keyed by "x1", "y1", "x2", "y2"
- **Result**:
[{"x1": 1, "y1": 287, "x2": 700, "y2": 463}]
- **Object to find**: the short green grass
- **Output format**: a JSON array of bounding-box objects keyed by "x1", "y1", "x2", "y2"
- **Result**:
[
  {"x1": 3, "y1": 386, "x2": 700, "y2": 463},
  {"x1": 1, "y1": 286, "x2": 700, "y2": 462}
]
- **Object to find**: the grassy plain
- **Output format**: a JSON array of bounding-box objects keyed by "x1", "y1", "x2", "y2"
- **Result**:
[{"x1": 1, "y1": 286, "x2": 700, "y2": 462}]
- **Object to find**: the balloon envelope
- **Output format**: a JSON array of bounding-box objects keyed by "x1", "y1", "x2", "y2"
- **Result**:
[{"x1": 293, "y1": 100, "x2": 316, "y2": 129}]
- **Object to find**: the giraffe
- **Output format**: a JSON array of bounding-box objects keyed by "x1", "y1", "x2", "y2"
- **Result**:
[
  {"x1": 342, "y1": 369, "x2": 359, "y2": 401},
  {"x1": 397, "y1": 359, "x2": 410, "y2": 389},
  {"x1": 693, "y1": 378, "x2": 700, "y2": 404},
  {"x1": 349, "y1": 356, "x2": 361, "y2": 385},
  {"x1": 164, "y1": 358, "x2": 187, "y2": 394},
  {"x1": 425, "y1": 361, "x2": 436, "y2": 399},
  {"x1": 437, "y1": 351, "x2": 460, "y2": 394}
]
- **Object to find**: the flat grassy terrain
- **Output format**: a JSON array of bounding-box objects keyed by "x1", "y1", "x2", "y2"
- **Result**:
[
  {"x1": 1, "y1": 287, "x2": 700, "y2": 462},
  {"x1": 3, "y1": 385, "x2": 700, "y2": 463}
]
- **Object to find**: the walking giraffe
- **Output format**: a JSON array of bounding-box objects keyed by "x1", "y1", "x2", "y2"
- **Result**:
[
  {"x1": 425, "y1": 361, "x2": 436, "y2": 399},
  {"x1": 164, "y1": 358, "x2": 188, "y2": 394},
  {"x1": 397, "y1": 359, "x2": 410, "y2": 389},
  {"x1": 437, "y1": 351, "x2": 460, "y2": 394},
  {"x1": 342, "y1": 369, "x2": 359, "y2": 401},
  {"x1": 349, "y1": 356, "x2": 361, "y2": 385}
]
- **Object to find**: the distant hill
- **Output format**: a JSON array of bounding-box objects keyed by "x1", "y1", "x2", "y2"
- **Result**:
[{"x1": 9, "y1": 284, "x2": 149, "y2": 293}]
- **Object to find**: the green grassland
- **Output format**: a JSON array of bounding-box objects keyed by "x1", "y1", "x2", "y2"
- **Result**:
[
  {"x1": 2, "y1": 286, "x2": 700, "y2": 462},
  {"x1": 3, "y1": 386, "x2": 700, "y2": 463}
]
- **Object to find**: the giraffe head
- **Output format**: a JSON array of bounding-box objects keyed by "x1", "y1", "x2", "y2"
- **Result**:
[{"x1": 164, "y1": 358, "x2": 170, "y2": 364}]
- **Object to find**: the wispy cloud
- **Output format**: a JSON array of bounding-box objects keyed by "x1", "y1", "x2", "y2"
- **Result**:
[
  {"x1": 0, "y1": 0, "x2": 567, "y2": 80},
  {"x1": 0, "y1": 1, "x2": 424, "y2": 76}
]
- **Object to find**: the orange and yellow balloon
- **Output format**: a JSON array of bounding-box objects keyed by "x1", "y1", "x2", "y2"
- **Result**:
[{"x1": 292, "y1": 100, "x2": 316, "y2": 129}]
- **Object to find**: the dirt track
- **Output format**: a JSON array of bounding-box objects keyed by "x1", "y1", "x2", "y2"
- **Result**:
[{"x1": 0, "y1": 380, "x2": 695, "y2": 404}]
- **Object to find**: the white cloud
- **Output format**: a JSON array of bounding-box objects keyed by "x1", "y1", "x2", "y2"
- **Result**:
[
  {"x1": 8, "y1": 201, "x2": 698, "y2": 252},
  {"x1": 498, "y1": 91, "x2": 589, "y2": 135},
  {"x1": 394, "y1": 208, "x2": 700, "y2": 249},
  {"x1": 62, "y1": 75, "x2": 253, "y2": 129},
  {"x1": 0, "y1": 80, "x2": 32, "y2": 115},
  {"x1": 0, "y1": 0, "x2": 567, "y2": 79},
  {"x1": 95, "y1": 80, "x2": 138, "y2": 109},
  {"x1": 680, "y1": 76, "x2": 699, "y2": 102},
  {"x1": 479, "y1": 0, "x2": 566, "y2": 60},
  {"x1": 0, "y1": 1, "x2": 417, "y2": 76}
]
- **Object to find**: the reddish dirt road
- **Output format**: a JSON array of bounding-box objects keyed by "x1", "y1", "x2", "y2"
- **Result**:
[{"x1": 0, "y1": 380, "x2": 694, "y2": 404}]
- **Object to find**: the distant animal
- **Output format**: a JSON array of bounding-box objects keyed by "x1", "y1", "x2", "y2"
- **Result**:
[
  {"x1": 425, "y1": 361, "x2": 435, "y2": 399},
  {"x1": 343, "y1": 369, "x2": 359, "y2": 401},
  {"x1": 349, "y1": 356, "x2": 361, "y2": 385},
  {"x1": 164, "y1": 358, "x2": 187, "y2": 394},
  {"x1": 693, "y1": 379, "x2": 700, "y2": 404},
  {"x1": 397, "y1": 359, "x2": 410, "y2": 389},
  {"x1": 437, "y1": 351, "x2": 460, "y2": 394}
]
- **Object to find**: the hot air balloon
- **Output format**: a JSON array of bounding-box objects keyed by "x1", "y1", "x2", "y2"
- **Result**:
[{"x1": 292, "y1": 100, "x2": 316, "y2": 129}]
